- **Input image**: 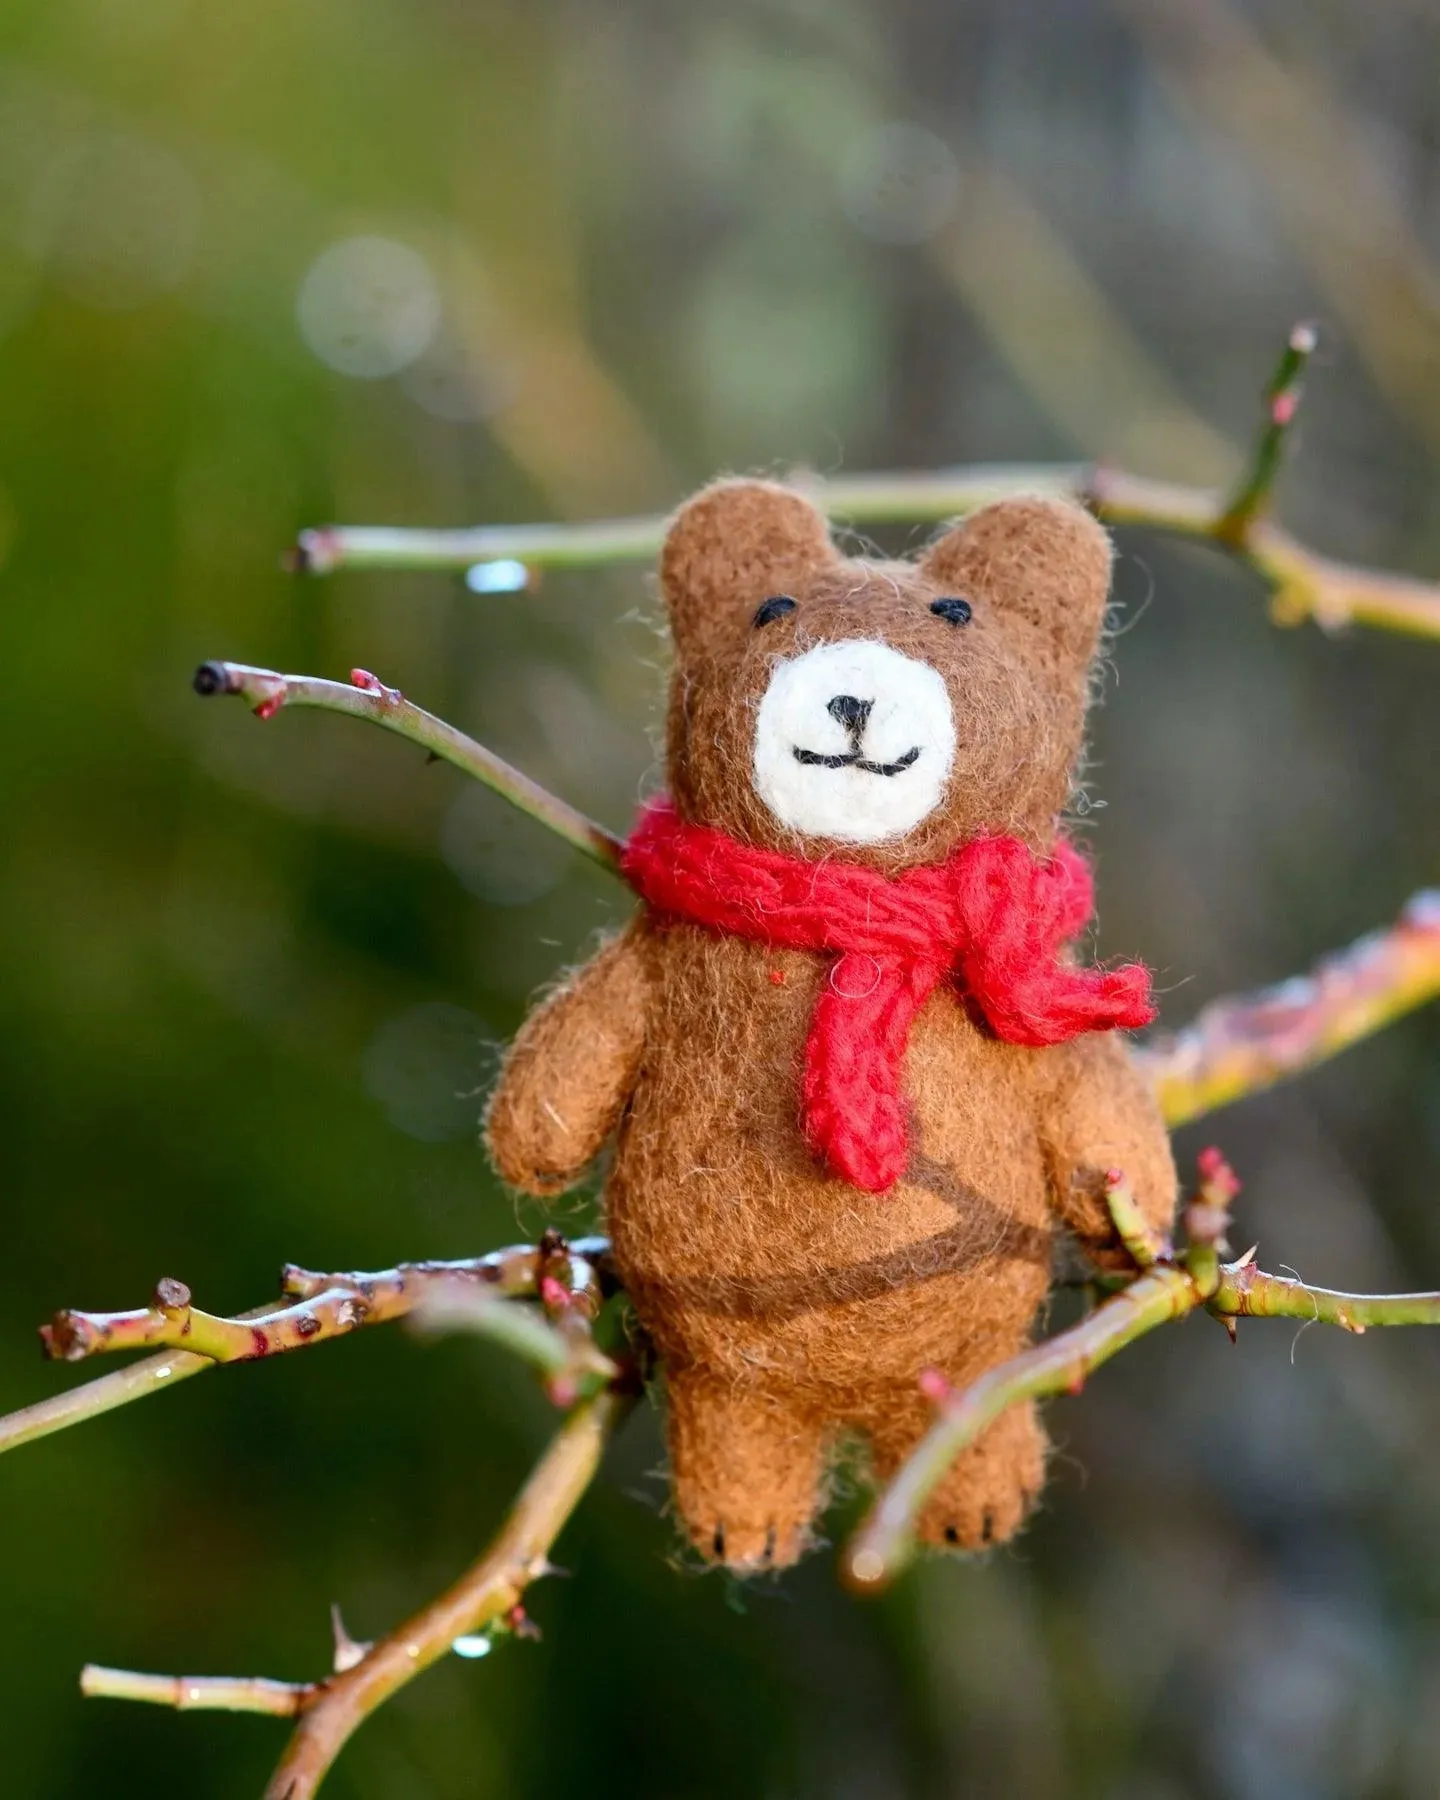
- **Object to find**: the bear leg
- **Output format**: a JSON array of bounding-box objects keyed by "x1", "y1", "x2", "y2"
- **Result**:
[
  {"x1": 666, "y1": 1373, "x2": 828, "y2": 1572},
  {"x1": 862, "y1": 1386, "x2": 1048, "y2": 1552}
]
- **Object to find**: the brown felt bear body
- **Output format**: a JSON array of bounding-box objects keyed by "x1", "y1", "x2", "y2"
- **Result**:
[{"x1": 487, "y1": 480, "x2": 1176, "y2": 1571}]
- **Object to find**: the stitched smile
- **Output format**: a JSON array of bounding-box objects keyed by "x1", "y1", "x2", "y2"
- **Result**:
[{"x1": 792, "y1": 745, "x2": 922, "y2": 777}]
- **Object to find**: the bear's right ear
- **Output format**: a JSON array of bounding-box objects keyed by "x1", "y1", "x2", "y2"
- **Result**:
[{"x1": 661, "y1": 479, "x2": 836, "y2": 660}]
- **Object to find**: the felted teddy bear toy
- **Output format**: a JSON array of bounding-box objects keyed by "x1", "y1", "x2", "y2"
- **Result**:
[{"x1": 486, "y1": 479, "x2": 1176, "y2": 1571}]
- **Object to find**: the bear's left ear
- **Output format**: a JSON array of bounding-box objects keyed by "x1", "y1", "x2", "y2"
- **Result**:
[
  {"x1": 920, "y1": 496, "x2": 1112, "y2": 664},
  {"x1": 661, "y1": 478, "x2": 836, "y2": 660}
]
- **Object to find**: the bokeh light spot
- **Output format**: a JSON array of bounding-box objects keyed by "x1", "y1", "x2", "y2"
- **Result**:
[
  {"x1": 297, "y1": 235, "x2": 441, "y2": 379},
  {"x1": 838, "y1": 122, "x2": 960, "y2": 246}
]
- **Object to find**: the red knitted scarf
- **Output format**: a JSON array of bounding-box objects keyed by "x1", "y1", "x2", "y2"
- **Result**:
[{"x1": 620, "y1": 796, "x2": 1154, "y2": 1195}]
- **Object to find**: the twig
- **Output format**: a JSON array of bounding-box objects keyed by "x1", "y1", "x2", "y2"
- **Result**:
[
  {"x1": 1214, "y1": 321, "x2": 1318, "y2": 544},
  {"x1": 845, "y1": 1262, "x2": 1204, "y2": 1592},
  {"x1": 410, "y1": 1287, "x2": 617, "y2": 1404},
  {"x1": 80, "y1": 1387, "x2": 629, "y2": 1800},
  {"x1": 1212, "y1": 1263, "x2": 1440, "y2": 1332},
  {"x1": 1140, "y1": 890, "x2": 1440, "y2": 1127},
  {"x1": 41, "y1": 1278, "x2": 378, "y2": 1365},
  {"x1": 288, "y1": 462, "x2": 1440, "y2": 638},
  {"x1": 284, "y1": 330, "x2": 1440, "y2": 640},
  {"x1": 843, "y1": 1151, "x2": 1440, "y2": 1590},
  {"x1": 1, "y1": 1242, "x2": 610, "y2": 1457},
  {"x1": 1099, "y1": 1169, "x2": 1171, "y2": 1268},
  {"x1": 82, "y1": 1667, "x2": 309, "y2": 1716},
  {"x1": 0, "y1": 1302, "x2": 278, "y2": 1457},
  {"x1": 192, "y1": 661, "x2": 622, "y2": 871}
]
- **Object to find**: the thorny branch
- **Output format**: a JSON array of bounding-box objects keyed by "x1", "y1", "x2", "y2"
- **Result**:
[
  {"x1": 1140, "y1": 889, "x2": 1440, "y2": 1127},
  {"x1": 192, "y1": 661, "x2": 622, "y2": 871},
  {"x1": 84, "y1": 1388, "x2": 631, "y2": 1800},
  {"x1": 842, "y1": 1153, "x2": 1440, "y2": 1591},
  {"x1": 62, "y1": 1233, "x2": 635, "y2": 1799},
  {"x1": 0, "y1": 1237, "x2": 611, "y2": 1457},
  {"x1": 4, "y1": 321, "x2": 1440, "y2": 1796},
  {"x1": 290, "y1": 328, "x2": 1440, "y2": 640}
]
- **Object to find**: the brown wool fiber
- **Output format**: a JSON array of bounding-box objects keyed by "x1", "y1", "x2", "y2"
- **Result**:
[{"x1": 486, "y1": 480, "x2": 1177, "y2": 1572}]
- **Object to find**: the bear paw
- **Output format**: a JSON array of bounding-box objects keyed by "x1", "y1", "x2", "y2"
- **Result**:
[
  {"x1": 681, "y1": 1507, "x2": 815, "y2": 1574},
  {"x1": 916, "y1": 1399, "x2": 1047, "y2": 1553}
]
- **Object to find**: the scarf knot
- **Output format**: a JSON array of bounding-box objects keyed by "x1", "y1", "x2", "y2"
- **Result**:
[{"x1": 620, "y1": 797, "x2": 1154, "y2": 1194}]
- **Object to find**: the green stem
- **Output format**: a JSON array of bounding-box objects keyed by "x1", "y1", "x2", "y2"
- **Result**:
[
  {"x1": 410, "y1": 1288, "x2": 617, "y2": 1389},
  {"x1": 290, "y1": 460, "x2": 1440, "y2": 640},
  {"x1": 1213, "y1": 1261, "x2": 1440, "y2": 1330},
  {"x1": 193, "y1": 662, "x2": 622, "y2": 871},
  {"x1": 845, "y1": 1234, "x2": 1440, "y2": 1593},
  {"x1": 844, "y1": 1265, "x2": 1204, "y2": 1591},
  {"x1": 292, "y1": 464, "x2": 1084, "y2": 576},
  {"x1": 283, "y1": 322, "x2": 1440, "y2": 643},
  {"x1": 1214, "y1": 322, "x2": 1318, "y2": 545},
  {"x1": 1100, "y1": 1171, "x2": 1169, "y2": 1268},
  {"x1": 0, "y1": 1309, "x2": 271, "y2": 1458}
]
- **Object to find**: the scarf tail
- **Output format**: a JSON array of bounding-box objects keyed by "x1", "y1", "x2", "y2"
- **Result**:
[{"x1": 801, "y1": 954, "x2": 942, "y2": 1193}]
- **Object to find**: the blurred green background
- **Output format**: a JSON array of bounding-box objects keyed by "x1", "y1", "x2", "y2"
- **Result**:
[{"x1": 4, "y1": 2, "x2": 1440, "y2": 1795}]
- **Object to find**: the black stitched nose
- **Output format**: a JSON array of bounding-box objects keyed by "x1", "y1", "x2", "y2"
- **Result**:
[{"x1": 827, "y1": 694, "x2": 872, "y2": 735}]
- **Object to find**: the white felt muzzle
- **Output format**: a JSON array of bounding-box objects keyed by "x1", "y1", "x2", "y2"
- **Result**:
[{"x1": 752, "y1": 638, "x2": 956, "y2": 843}]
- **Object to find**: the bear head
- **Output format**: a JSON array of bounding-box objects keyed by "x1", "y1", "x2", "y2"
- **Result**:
[{"x1": 659, "y1": 478, "x2": 1113, "y2": 869}]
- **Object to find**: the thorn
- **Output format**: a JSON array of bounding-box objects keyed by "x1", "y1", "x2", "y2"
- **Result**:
[
  {"x1": 253, "y1": 696, "x2": 284, "y2": 722},
  {"x1": 1065, "y1": 1368, "x2": 1086, "y2": 1397},
  {"x1": 1233, "y1": 1243, "x2": 1259, "y2": 1269},
  {"x1": 1218, "y1": 1314, "x2": 1238, "y2": 1343},
  {"x1": 330, "y1": 1604, "x2": 372, "y2": 1673},
  {"x1": 349, "y1": 668, "x2": 383, "y2": 693}
]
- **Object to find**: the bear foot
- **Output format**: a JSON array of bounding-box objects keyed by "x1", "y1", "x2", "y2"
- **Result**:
[
  {"x1": 863, "y1": 1390, "x2": 1048, "y2": 1554},
  {"x1": 667, "y1": 1374, "x2": 827, "y2": 1573},
  {"x1": 915, "y1": 1398, "x2": 1047, "y2": 1552}
]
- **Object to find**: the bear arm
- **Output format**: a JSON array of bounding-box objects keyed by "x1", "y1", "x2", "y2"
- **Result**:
[
  {"x1": 1037, "y1": 1033, "x2": 1177, "y2": 1270},
  {"x1": 485, "y1": 921, "x2": 651, "y2": 1196}
]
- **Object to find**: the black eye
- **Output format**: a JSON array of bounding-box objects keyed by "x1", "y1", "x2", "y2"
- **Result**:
[
  {"x1": 753, "y1": 594, "x2": 797, "y2": 628},
  {"x1": 930, "y1": 596, "x2": 973, "y2": 625}
]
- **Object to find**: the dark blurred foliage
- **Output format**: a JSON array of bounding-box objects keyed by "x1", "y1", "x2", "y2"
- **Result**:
[{"x1": 3, "y1": 1, "x2": 1440, "y2": 1795}]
